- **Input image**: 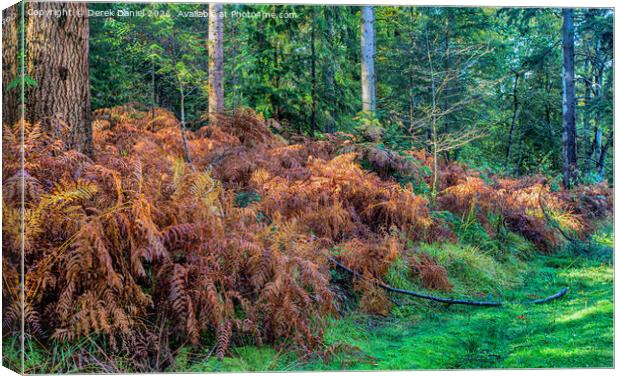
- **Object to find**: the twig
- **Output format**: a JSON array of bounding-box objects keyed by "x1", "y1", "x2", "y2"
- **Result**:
[
  {"x1": 330, "y1": 257, "x2": 500, "y2": 306},
  {"x1": 329, "y1": 257, "x2": 569, "y2": 307}
]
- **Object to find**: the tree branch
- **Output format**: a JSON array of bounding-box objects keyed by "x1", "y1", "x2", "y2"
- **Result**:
[{"x1": 329, "y1": 257, "x2": 569, "y2": 307}]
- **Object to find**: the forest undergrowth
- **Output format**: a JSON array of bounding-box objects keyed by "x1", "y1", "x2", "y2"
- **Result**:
[{"x1": 2, "y1": 104, "x2": 613, "y2": 372}]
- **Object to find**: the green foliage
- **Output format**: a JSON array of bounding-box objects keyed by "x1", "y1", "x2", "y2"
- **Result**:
[
  {"x1": 88, "y1": 5, "x2": 613, "y2": 183},
  {"x1": 168, "y1": 346, "x2": 283, "y2": 372},
  {"x1": 419, "y1": 242, "x2": 523, "y2": 296},
  {"x1": 234, "y1": 190, "x2": 261, "y2": 208}
]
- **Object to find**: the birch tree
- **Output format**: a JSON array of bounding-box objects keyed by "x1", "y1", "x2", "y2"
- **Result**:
[
  {"x1": 208, "y1": 3, "x2": 224, "y2": 122},
  {"x1": 361, "y1": 6, "x2": 376, "y2": 114}
]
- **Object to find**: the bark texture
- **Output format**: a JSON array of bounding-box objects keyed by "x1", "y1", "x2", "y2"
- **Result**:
[
  {"x1": 2, "y1": 3, "x2": 20, "y2": 126},
  {"x1": 561, "y1": 8, "x2": 577, "y2": 189},
  {"x1": 360, "y1": 6, "x2": 376, "y2": 113},
  {"x1": 26, "y1": 2, "x2": 92, "y2": 155},
  {"x1": 208, "y1": 3, "x2": 224, "y2": 121},
  {"x1": 505, "y1": 72, "x2": 520, "y2": 168}
]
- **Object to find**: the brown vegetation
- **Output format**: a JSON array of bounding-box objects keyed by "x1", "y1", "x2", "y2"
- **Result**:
[{"x1": 2, "y1": 105, "x2": 612, "y2": 369}]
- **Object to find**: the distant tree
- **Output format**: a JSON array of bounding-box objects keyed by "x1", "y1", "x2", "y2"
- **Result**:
[
  {"x1": 561, "y1": 8, "x2": 577, "y2": 189},
  {"x1": 153, "y1": 20, "x2": 206, "y2": 166},
  {"x1": 360, "y1": 6, "x2": 376, "y2": 114},
  {"x1": 26, "y1": 2, "x2": 92, "y2": 156},
  {"x1": 578, "y1": 8, "x2": 613, "y2": 181},
  {"x1": 208, "y1": 3, "x2": 224, "y2": 122}
]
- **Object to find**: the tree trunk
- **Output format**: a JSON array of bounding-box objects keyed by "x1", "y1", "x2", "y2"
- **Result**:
[
  {"x1": 505, "y1": 72, "x2": 520, "y2": 168},
  {"x1": 2, "y1": 3, "x2": 20, "y2": 126},
  {"x1": 230, "y1": 7, "x2": 240, "y2": 111},
  {"x1": 582, "y1": 67, "x2": 592, "y2": 173},
  {"x1": 179, "y1": 83, "x2": 193, "y2": 167},
  {"x1": 26, "y1": 2, "x2": 92, "y2": 156},
  {"x1": 597, "y1": 132, "x2": 612, "y2": 180},
  {"x1": 310, "y1": 7, "x2": 317, "y2": 135},
  {"x1": 208, "y1": 3, "x2": 224, "y2": 122},
  {"x1": 593, "y1": 127, "x2": 602, "y2": 163},
  {"x1": 589, "y1": 39, "x2": 605, "y2": 169},
  {"x1": 425, "y1": 30, "x2": 438, "y2": 204},
  {"x1": 151, "y1": 57, "x2": 156, "y2": 117},
  {"x1": 561, "y1": 8, "x2": 577, "y2": 189},
  {"x1": 360, "y1": 6, "x2": 376, "y2": 113},
  {"x1": 323, "y1": 7, "x2": 337, "y2": 133},
  {"x1": 582, "y1": 10, "x2": 594, "y2": 173}
]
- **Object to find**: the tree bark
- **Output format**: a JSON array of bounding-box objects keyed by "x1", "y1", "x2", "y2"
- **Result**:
[
  {"x1": 26, "y1": 2, "x2": 92, "y2": 156},
  {"x1": 323, "y1": 7, "x2": 337, "y2": 133},
  {"x1": 208, "y1": 3, "x2": 224, "y2": 122},
  {"x1": 505, "y1": 72, "x2": 520, "y2": 168},
  {"x1": 582, "y1": 10, "x2": 594, "y2": 173},
  {"x1": 360, "y1": 6, "x2": 376, "y2": 113},
  {"x1": 597, "y1": 131, "x2": 612, "y2": 180},
  {"x1": 2, "y1": 3, "x2": 20, "y2": 126},
  {"x1": 151, "y1": 57, "x2": 156, "y2": 117},
  {"x1": 310, "y1": 7, "x2": 317, "y2": 135},
  {"x1": 582, "y1": 69, "x2": 592, "y2": 173},
  {"x1": 179, "y1": 83, "x2": 193, "y2": 167},
  {"x1": 589, "y1": 38, "x2": 606, "y2": 173},
  {"x1": 561, "y1": 8, "x2": 577, "y2": 189}
]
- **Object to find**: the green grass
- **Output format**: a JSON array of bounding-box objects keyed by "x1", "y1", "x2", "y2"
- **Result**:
[
  {"x1": 295, "y1": 252, "x2": 613, "y2": 370},
  {"x1": 178, "y1": 224, "x2": 613, "y2": 371}
]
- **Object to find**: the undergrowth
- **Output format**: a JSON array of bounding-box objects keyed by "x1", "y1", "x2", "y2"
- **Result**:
[
  {"x1": 167, "y1": 221, "x2": 613, "y2": 371},
  {"x1": 2, "y1": 104, "x2": 613, "y2": 372}
]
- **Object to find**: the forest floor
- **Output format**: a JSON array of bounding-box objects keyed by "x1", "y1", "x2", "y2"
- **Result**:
[
  {"x1": 171, "y1": 222, "x2": 614, "y2": 371},
  {"x1": 4, "y1": 197, "x2": 613, "y2": 374},
  {"x1": 7, "y1": 214, "x2": 613, "y2": 373}
]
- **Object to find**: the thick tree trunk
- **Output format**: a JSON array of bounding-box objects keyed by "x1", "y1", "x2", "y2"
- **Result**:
[
  {"x1": 561, "y1": 8, "x2": 577, "y2": 189},
  {"x1": 208, "y1": 3, "x2": 224, "y2": 122},
  {"x1": 360, "y1": 6, "x2": 376, "y2": 113},
  {"x1": 26, "y1": 2, "x2": 92, "y2": 156},
  {"x1": 2, "y1": 3, "x2": 20, "y2": 126}
]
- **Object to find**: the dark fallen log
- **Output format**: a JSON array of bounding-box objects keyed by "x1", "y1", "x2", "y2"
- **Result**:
[
  {"x1": 329, "y1": 257, "x2": 569, "y2": 307},
  {"x1": 525, "y1": 287, "x2": 569, "y2": 304}
]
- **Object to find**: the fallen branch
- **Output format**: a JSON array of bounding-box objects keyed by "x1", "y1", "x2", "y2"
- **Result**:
[
  {"x1": 525, "y1": 287, "x2": 569, "y2": 304},
  {"x1": 329, "y1": 257, "x2": 569, "y2": 307}
]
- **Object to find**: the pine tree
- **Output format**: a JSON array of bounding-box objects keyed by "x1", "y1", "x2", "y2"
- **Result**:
[{"x1": 26, "y1": 2, "x2": 92, "y2": 155}]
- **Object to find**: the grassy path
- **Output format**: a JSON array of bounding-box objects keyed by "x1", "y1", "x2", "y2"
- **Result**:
[
  {"x1": 310, "y1": 253, "x2": 613, "y2": 370},
  {"x1": 175, "y1": 226, "x2": 613, "y2": 372}
]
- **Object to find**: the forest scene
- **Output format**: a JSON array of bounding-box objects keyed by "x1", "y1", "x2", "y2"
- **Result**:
[{"x1": 1, "y1": 1, "x2": 614, "y2": 373}]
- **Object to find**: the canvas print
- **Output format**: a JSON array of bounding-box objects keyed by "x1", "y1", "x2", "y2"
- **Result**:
[{"x1": 1, "y1": 1, "x2": 614, "y2": 373}]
